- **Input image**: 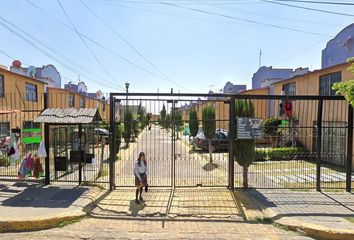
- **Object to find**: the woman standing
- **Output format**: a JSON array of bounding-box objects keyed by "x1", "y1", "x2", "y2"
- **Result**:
[{"x1": 134, "y1": 152, "x2": 148, "y2": 204}]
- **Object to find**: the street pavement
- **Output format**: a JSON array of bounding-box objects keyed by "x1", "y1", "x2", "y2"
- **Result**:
[
  {"x1": 1, "y1": 218, "x2": 313, "y2": 240},
  {"x1": 115, "y1": 125, "x2": 228, "y2": 187}
]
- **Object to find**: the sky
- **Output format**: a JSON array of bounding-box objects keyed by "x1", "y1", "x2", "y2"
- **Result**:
[{"x1": 0, "y1": 0, "x2": 353, "y2": 94}]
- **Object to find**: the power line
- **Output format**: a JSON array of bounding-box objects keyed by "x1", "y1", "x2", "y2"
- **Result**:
[
  {"x1": 272, "y1": 0, "x2": 354, "y2": 6},
  {"x1": 79, "y1": 0, "x2": 186, "y2": 90},
  {"x1": 56, "y1": 0, "x2": 122, "y2": 89},
  {"x1": 159, "y1": 2, "x2": 331, "y2": 37},
  {"x1": 263, "y1": 0, "x2": 354, "y2": 17},
  {"x1": 0, "y1": 16, "x2": 123, "y2": 91},
  {"x1": 25, "y1": 0, "x2": 185, "y2": 89}
]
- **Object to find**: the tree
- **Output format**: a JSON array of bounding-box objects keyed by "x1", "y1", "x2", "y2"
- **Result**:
[
  {"x1": 137, "y1": 101, "x2": 146, "y2": 130},
  {"x1": 234, "y1": 99, "x2": 256, "y2": 188},
  {"x1": 164, "y1": 114, "x2": 171, "y2": 129},
  {"x1": 160, "y1": 104, "x2": 167, "y2": 126},
  {"x1": 264, "y1": 117, "x2": 281, "y2": 147},
  {"x1": 189, "y1": 109, "x2": 199, "y2": 137},
  {"x1": 175, "y1": 110, "x2": 183, "y2": 139},
  {"x1": 333, "y1": 58, "x2": 354, "y2": 106},
  {"x1": 124, "y1": 110, "x2": 133, "y2": 146},
  {"x1": 202, "y1": 105, "x2": 216, "y2": 163}
]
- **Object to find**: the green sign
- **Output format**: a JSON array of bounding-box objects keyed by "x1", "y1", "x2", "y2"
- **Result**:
[{"x1": 22, "y1": 128, "x2": 42, "y2": 144}]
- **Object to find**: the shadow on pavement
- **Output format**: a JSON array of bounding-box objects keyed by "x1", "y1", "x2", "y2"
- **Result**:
[{"x1": 1, "y1": 183, "x2": 87, "y2": 208}]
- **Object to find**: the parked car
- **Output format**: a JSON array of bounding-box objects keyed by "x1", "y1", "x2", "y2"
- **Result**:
[
  {"x1": 95, "y1": 128, "x2": 110, "y2": 144},
  {"x1": 192, "y1": 128, "x2": 229, "y2": 152}
]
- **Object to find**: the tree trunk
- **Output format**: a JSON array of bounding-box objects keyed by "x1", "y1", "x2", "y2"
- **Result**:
[
  {"x1": 98, "y1": 142, "x2": 105, "y2": 178},
  {"x1": 243, "y1": 166, "x2": 248, "y2": 188},
  {"x1": 208, "y1": 140, "x2": 213, "y2": 164}
]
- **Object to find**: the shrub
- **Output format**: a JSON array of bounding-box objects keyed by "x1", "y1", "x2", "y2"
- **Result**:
[
  {"x1": 189, "y1": 109, "x2": 199, "y2": 137},
  {"x1": 0, "y1": 156, "x2": 9, "y2": 167},
  {"x1": 255, "y1": 147, "x2": 309, "y2": 161},
  {"x1": 264, "y1": 118, "x2": 281, "y2": 136}
]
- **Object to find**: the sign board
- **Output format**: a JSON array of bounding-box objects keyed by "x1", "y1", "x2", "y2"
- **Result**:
[
  {"x1": 22, "y1": 128, "x2": 42, "y2": 144},
  {"x1": 236, "y1": 117, "x2": 263, "y2": 139}
]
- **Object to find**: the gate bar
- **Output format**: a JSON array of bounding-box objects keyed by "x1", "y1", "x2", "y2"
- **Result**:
[
  {"x1": 44, "y1": 93, "x2": 50, "y2": 185},
  {"x1": 228, "y1": 97, "x2": 235, "y2": 189},
  {"x1": 316, "y1": 99, "x2": 323, "y2": 192},
  {"x1": 109, "y1": 93, "x2": 115, "y2": 191},
  {"x1": 346, "y1": 104, "x2": 353, "y2": 193}
]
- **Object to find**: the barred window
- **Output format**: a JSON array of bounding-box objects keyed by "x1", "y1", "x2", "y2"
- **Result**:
[
  {"x1": 282, "y1": 82, "x2": 296, "y2": 96},
  {"x1": 69, "y1": 94, "x2": 75, "y2": 107},
  {"x1": 319, "y1": 71, "x2": 341, "y2": 96},
  {"x1": 25, "y1": 83, "x2": 37, "y2": 102},
  {"x1": 79, "y1": 97, "x2": 85, "y2": 108},
  {"x1": 0, "y1": 74, "x2": 4, "y2": 97}
]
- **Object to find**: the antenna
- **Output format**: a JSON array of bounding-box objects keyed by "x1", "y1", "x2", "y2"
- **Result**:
[{"x1": 259, "y1": 49, "x2": 262, "y2": 68}]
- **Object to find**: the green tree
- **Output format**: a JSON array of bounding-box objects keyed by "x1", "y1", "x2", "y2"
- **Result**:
[
  {"x1": 164, "y1": 114, "x2": 171, "y2": 129},
  {"x1": 202, "y1": 105, "x2": 216, "y2": 163},
  {"x1": 160, "y1": 104, "x2": 167, "y2": 126},
  {"x1": 333, "y1": 58, "x2": 354, "y2": 106},
  {"x1": 189, "y1": 109, "x2": 199, "y2": 137},
  {"x1": 124, "y1": 110, "x2": 133, "y2": 146},
  {"x1": 137, "y1": 101, "x2": 146, "y2": 130},
  {"x1": 234, "y1": 99, "x2": 256, "y2": 188},
  {"x1": 264, "y1": 117, "x2": 281, "y2": 147},
  {"x1": 175, "y1": 110, "x2": 183, "y2": 139}
]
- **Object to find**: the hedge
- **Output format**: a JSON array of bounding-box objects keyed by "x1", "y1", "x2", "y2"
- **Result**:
[{"x1": 255, "y1": 147, "x2": 309, "y2": 161}]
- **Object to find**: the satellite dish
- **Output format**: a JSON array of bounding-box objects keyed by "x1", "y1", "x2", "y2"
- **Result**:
[
  {"x1": 96, "y1": 90, "x2": 102, "y2": 99},
  {"x1": 27, "y1": 66, "x2": 36, "y2": 77},
  {"x1": 12, "y1": 60, "x2": 21, "y2": 68}
]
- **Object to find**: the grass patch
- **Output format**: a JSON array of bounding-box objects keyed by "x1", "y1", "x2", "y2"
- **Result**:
[
  {"x1": 345, "y1": 217, "x2": 354, "y2": 225},
  {"x1": 273, "y1": 222, "x2": 290, "y2": 231},
  {"x1": 255, "y1": 217, "x2": 273, "y2": 224},
  {"x1": 58, "y1": 216, "x2": 87, "y2": 228}
]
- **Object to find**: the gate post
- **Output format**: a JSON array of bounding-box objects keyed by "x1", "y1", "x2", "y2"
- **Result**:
[
  {"x1": 228, "y1": 97, "x2": 235, "y2": 190},
  {"x1": 346, "y1": 104, "x2": 353, "y2": 193},
  {"x1": 316, "y1": 99, "x2": 323, "y2": 192},
  {"x1": 43, "y1": 93, "x2": 50, "y2": 185},
  {"x1": 109, "y1": 93, "x2": 116, "y2": 191}
]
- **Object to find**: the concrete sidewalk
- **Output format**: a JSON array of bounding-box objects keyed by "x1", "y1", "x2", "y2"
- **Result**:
[
  {"x1": 0, "y1": 181, "x2": 108, "y2": 232},
  {"x1": 236, "y1": 189, "x2": 354, "y2": 240}
]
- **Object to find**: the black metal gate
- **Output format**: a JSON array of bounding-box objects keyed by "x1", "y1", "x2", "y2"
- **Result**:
[
  {"x1": 111, "y1": 95, "x2": 230, "y2": 188},
  {"x1": 109, "y1": 93, "x2": 353, "y2": 192}
]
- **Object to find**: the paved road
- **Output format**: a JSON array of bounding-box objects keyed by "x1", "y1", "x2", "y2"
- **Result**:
[
  {"x1": 115, "y1": 125, "x2": 228, "y2": 187},
  {"x1": 1, "y1": 217, "x2": 313, "y2": 240}
]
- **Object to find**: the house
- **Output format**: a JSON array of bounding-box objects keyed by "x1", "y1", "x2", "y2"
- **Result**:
[{"x1": 0, "y1": 65, "x2": 46, "y2": 141}]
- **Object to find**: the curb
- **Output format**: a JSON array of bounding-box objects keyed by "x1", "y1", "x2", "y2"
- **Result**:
[
  {"x1": 275, "y1": 218, "x2": 354, "y2": 240},
  {"x1": 0, "y1": 187, "x2": 108, "y2": 233},
  {"x1": 236, "y1": 190, "x2": 354, "y2": 240}
]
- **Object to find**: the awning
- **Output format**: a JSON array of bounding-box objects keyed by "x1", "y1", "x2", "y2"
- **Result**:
[
  {"x1": 0, "y1": 110, "x2": 21, "y2": 115},
  {"x1": 34, "y1": 108, "x2": 102, "y2": 124}
]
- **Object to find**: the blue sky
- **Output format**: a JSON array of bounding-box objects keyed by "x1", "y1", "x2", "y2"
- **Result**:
[{"x1": 0, "y1": 0, "x2": 353, "y2": 93}]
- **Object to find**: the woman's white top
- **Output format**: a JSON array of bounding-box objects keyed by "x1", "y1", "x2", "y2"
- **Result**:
[{"x1": 134, "y1": 160, "x2": 148, "y2": 180}]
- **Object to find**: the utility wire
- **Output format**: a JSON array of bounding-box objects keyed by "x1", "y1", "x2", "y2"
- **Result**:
[
  {"x1": 0, "y1": 16, "x2": 123, "y2": 91},
  {"x1": 56, "y1": 0, "x2": 122, "y2": 89},
  {"x1": 159, "y1": 2, "x2": 331, "y2": 36},
  {"x1": 25, "y1": 0, "x2": 184, "y2": 89},
  {"x1": 79, "y1": 0, "x2": 186, "y2": 90},
  {"x1": 263, "y1": 0, "x2": 354, "y2": 17},
  {"x1": 272, "y1": 0, "x2": 354, "y2": 6},
  {"x1": 10, "y1": 0, "x2": 110, "y2": 87}
]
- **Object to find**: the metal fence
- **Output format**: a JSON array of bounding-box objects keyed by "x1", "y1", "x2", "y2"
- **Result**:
[
  {"x1": 110, "y1": 93, "x2": 353, "y2": 192},
  {"x1": 0, "y1": 93, "x2": 45, "y2": 182}
]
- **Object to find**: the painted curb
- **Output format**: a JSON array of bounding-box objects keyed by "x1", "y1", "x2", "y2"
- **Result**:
[{"x1": 275, "y1": 219, "x2": 354, "y2": 240}]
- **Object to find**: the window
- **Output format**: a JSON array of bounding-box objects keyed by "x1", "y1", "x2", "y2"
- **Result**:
[
  {"x1": 320, "y1": 71, "x2": 341, "y2": 96},
  {"x1": 25, "y1": 83, "x2": 37, "y2": 102},
  {"x1": 0, "y1": 122, "x2": 10, "y2": 136},
  {"x1": 282, "y1": 82, "x2": 296, "y2": 96},
  {"x1": 79, "y1": 97, "x2": 85, "y2": 108},
  {"x1": 0, "y1": 74, "x2": 4, "y2": 97},
  {"x1": 23, "y1": 121, "x2": 40, "y2": 129},
  {"x1": 69, "y1": 94, "x2": 75, "y2": 107}
]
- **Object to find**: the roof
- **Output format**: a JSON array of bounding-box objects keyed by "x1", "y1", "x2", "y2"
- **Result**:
[
  {"x1": 0, "y1": 67, "x2": 47, "y2": 85},
  {"x1": 34, "y1": 108, "x2": 102, "y2": 124}
]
